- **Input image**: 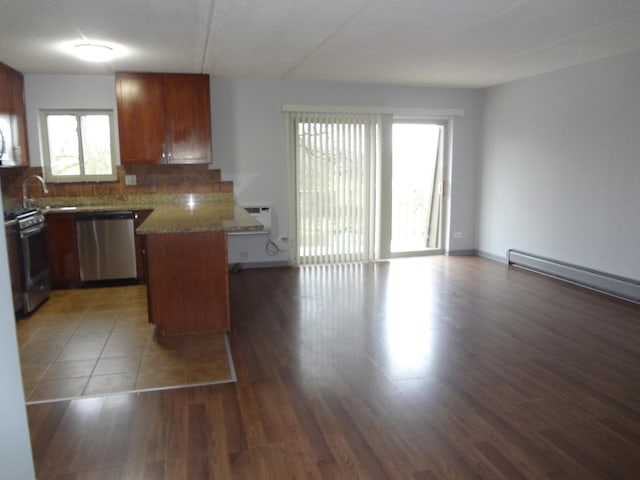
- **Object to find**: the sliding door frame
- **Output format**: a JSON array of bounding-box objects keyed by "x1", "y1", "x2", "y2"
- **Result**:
[
  {"x1": 379, "y1": 116, "x2": 451, "y2": 259},
  {"x1": 285, "y1": 105, "x2": 458, "y2": 265}
]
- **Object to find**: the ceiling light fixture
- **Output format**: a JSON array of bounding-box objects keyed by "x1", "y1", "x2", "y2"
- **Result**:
[{"x1": 74, "y1": 43, "x2": 114, "y2": 62}]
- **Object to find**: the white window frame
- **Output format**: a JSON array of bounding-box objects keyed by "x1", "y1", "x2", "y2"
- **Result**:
[
  {"x1": 40, "y1": 109, "x2": 118, "y2": 183},
  {"x1": 381, "y1": 117, "x2": 449, "y2": 259}
]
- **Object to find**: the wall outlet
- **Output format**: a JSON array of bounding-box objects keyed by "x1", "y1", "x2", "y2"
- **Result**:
[
  {"x1": 125, "y1": 174, "x2": 137, "y2": 186},
  {"x1": 453, "y1": 232, "x2": 463, "y2": 239}
]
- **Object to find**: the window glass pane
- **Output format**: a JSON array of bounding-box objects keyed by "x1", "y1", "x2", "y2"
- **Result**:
[
  {"x1": 391, "y1": 123, "x2": 443, "y2": 253},
  {"x1": 46, "y1": 115, "x2": 80, "y2": 176},
  {"x1": 81, "y1": 115, "x2": 112, "y2": 175}
]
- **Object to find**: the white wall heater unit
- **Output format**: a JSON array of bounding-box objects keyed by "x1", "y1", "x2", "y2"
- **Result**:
[
  {"x1": 228, "y1": 206, "x2": 271, "y2": 235},
  {"x1": 508, "y1": 249, "x2": 640, "y2": 304}
]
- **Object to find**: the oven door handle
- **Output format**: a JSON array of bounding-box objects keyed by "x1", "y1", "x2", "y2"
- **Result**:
[{"x1": 19, "y1": 224, "x2": 46, "y2": 238}]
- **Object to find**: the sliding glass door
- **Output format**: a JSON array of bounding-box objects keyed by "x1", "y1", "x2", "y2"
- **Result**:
[
  {"x1": 389, "y1": 121, "x2": 445, "y2": 256},
  {"x1": 289, "y1": 112, "x2": 448, "y2": 265}
]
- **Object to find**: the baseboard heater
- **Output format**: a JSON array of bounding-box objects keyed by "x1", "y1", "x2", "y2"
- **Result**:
[{"x1": 507, "y1": 249, "x2": 640, "y2": 304}]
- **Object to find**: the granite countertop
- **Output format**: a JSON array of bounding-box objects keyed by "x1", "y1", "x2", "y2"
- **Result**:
[
  {"x1": 136, "y1": 204, "x2": 264, "y2": 234},
  {"x1": 3, "y1": 193, "x2": 264, "y2": 234},
  {"x1": 36, "y1": 192, "x2": 234, "y2": 213}
]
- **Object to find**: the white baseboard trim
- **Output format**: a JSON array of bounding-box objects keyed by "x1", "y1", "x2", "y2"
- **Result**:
[
  {"x1": 474, "y1": 250, "x2": 507, "y2": 263},
  {"x1": 508, "y1": 249, "x2": 640, "y2": 304},
  {"x1": 445, "y1": 249, "x2": 476, "y2": 256},
  {"x1": 228, "y1": 260, "x2": 291, "y2": 270}
]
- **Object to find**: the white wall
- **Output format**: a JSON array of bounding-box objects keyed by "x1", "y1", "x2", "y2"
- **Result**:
[
  {"x1": 478, "y1": 49, "x2": 640, "y2": 280},
  {"x1": 0, "y1": 190, "x2": 36, "y2": 479},
  {"x1": 211, "y1": 77, "x2": 483, "y2": 263}
]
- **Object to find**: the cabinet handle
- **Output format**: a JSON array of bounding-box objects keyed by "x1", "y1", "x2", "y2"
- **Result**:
[{"x1": 161, "y1": 144, "x2": 167, "y2": 164}]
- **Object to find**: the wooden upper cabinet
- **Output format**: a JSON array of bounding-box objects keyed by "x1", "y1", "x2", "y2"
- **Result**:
[
  {"x1": 163, "y1": 74, "x2": 211, "y2": 164},
  {"x1": 0, "y1": 64, "x2": 9, "y2": 112},
  {"x1": 9, "y1": 70, "x2": 29, "y2": 166},
  {"x1": 116, "y1": 73, "x2": 165, "y2": 165},
  {"x1": 0, "y1": 62, "x2": 29, "y2": 167},
  {"x1": 116, "y1": 72, "x2": 212, "y2": 165}
]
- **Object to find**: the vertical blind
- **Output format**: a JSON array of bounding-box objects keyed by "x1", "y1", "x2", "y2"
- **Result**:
[{"x1": 290, "y1": 112, "x2": 379, "y2": 265}]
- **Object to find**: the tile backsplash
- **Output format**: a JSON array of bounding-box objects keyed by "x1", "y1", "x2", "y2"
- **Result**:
[{"x1": 1, "y1": 164, "x2": 233, "y2": 208}]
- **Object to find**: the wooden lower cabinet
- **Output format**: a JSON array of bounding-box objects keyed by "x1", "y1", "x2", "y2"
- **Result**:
[
  {"x1": 134, "y1": 210, "x2": 152, "y2": 283},
  {"x1": 46, "y1": 213, "x2": 81, "y2": 289},
  {"x1": 144, "y1": 231, "x2": 229, "y2": 335},
  {"x1": 45, "y1": 209, "x2": 151, "y2": 289}
]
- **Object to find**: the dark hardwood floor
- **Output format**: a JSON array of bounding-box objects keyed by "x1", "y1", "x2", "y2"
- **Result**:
[{"x1": 27, "y1": 256, "x2": 640, "y2": 479}]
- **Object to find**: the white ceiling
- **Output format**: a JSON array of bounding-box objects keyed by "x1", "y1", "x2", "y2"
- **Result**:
[{"x1": 1, "y1": 0, "x2": 640, "y2": 88}]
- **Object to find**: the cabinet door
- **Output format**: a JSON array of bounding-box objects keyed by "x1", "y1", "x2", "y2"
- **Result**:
[
  {"x1": 163, "y1": 74, "x2": 212, "y2": 164},
  {"x1": 0, "y1": 63, "x2": 29, "y2": 167},
  {"x1": 0, "y1": 64, "x2": 9, "y2": 112},
  {"x1": 0, "y1": 64, "x2": 12, "y2": 166},
  {"x1": 46, "y1": 213, "x2": 81, "y2": 289},
  {"x1": 116, "y1": 73, "x2": 166, "y2": 164},
  {"x1": 133, "y1": 210, "x2": 152, "y2": 283},
  {"x1": 9, "y1": 69, "x2": 29, "y2": 166}
]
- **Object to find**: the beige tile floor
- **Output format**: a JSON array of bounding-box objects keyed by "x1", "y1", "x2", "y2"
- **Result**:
[{"x1": 16, "y1": 285, "x2": 234, "y2": 403}]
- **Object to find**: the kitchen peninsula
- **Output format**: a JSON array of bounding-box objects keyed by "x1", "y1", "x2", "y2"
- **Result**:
[{"x1": 137, "y1": 201, "x2": 262, "y2": 336}]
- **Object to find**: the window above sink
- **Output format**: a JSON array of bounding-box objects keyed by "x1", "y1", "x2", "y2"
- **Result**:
[{"x1": 40, "y1": 110, "x2": 117, "y2": 183}]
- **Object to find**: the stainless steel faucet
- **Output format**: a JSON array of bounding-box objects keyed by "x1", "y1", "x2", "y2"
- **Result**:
[{"x1": 21, "y1": 174, "x2": 49, "y2": 208}]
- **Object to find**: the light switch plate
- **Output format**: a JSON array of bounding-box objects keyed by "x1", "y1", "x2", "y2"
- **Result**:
[{"x1": 125, "y1": 174, "x2": 137, "y2": 186}]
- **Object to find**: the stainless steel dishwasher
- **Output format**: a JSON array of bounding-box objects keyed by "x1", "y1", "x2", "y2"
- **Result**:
[{"x1": 76, "y1": 211, "x2": 137, "y2": 283}]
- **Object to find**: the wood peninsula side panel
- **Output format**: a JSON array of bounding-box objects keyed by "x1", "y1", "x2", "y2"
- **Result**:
[{"x1": 145, "y1": 231, "x2": 229, "y2": 335}]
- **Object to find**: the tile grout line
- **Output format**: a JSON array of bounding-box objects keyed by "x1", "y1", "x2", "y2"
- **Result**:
[
  {"x1": 80, "y1": 302, "x2": 119, "y2": 397},
  {"x1": 20, "y1": 285, "x2": 236, "y2": 403}
]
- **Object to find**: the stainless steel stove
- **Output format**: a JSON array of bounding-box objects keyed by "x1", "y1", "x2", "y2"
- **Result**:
[
  {"x1": 4, "y1": 207, "x2": 39, "y2": 221},
  {"x1": 4, "y1": 207, "x2": 50, "y2": 314}
]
